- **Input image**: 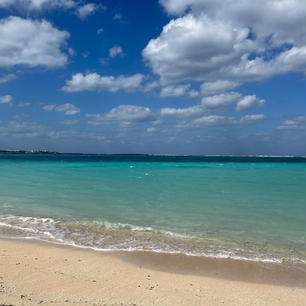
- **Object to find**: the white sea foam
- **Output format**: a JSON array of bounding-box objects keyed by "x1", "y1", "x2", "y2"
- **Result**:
[
  {"x1": 93, "y1": 220, "x2": 193, "y2": 239},
  {"x1": 0, "y1": 221, "x2": 38, "y2": 233},
  {"x1": 0, "y1": 214, "x2": 305, "y2": 266}
]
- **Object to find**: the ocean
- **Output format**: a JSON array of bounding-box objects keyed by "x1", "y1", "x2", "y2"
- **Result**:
[{"x1": 0, "y1": 154, "x2": 305, "y2": 265}]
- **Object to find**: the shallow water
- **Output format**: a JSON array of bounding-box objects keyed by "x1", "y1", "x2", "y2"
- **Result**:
[{"x1": 0, "y1": 154, "x2": 305, "y2": 264}]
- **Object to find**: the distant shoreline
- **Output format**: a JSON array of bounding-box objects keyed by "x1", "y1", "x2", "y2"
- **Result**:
[{"x1": 0, "y1": 150, "x2": 305, "y2": 158}]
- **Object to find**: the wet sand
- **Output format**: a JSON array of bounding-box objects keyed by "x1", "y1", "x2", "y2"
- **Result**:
[{"x1": 0, "y1": 238, "x2": 305, "y2": 306}]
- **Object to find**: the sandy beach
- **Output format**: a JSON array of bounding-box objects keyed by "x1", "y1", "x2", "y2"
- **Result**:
[{"x1": 0, "y1": 238, "x2": 305, "y2": 306}]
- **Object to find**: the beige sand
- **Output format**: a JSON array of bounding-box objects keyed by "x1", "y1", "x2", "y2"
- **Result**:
[{"x1": 0, "y1": 238, "x2": 305, "y2": 306}]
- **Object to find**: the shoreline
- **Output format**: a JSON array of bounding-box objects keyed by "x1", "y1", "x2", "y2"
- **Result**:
[
  {"x1": 1, "y1": 238, "x2": 305, "y2": 306},
  {"x1": 1, "y1": 214, "x2": 305, "y2": 266},
  {"x1": 1, "y1": 236, "x2": 306, "y2": 287},
  {"x1": 115, "y1": 249, "x2": 306, "y2": 287}
]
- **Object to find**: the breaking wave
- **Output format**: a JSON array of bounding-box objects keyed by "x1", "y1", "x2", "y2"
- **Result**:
[{"x1": 0, "y1": 214, "x2": 305, "y2": 267}]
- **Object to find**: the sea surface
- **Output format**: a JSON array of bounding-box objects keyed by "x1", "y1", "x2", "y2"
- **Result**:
[{"x1": 0, "y1": 154, "x2": 305, "y2": 265}]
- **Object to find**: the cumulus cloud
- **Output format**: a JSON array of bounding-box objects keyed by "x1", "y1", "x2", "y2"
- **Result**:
[
  {"x1": 114, "y1": 13, "x2": 122, "y2": 20},
  {"x1": 82, "y1": 51, "x2": 90, "y2": 58},
  {"x1": 277, "y1": 116, "x2": 306, "y2": 130},
  {"x1": 43, "y1": 103, "x2": 80, "y2": 115},
  {"x1": 193, "y1": 115, "x2": 237, "y2": 126},
  {"x1": 0, "y1": 94, "x2": 12, "y2": 104},
  {"x1": 0, "y1": 17, "x2": 69, "y2": 68},
  {"x1": 97, "y1": 28, "x2": 103, "y2": 35},
  {"x1": 0, "y1": 1, "x2": 105, "y2": 20},
  {"x1": 159, "y1": 0, "x2": 305, "y2": 47},
  {"x1": 62, "y1": 72, "x2": 144, "y2": 93},
  {"x1": 0, "y1": 0, "x2": 76, "y2": 11},
  {"x1": 240, "y1": 114, "x2": 265, "y2": 123},
  {"x1": 59, "y1": 119, "x2": 79, "y2": 125},
  {"x1": 0, "y1": 120, "x2": 42, "y2": 138},
  {"x1": 230, "y1": 46, "x2": 306, "y2": 82},
  {"x1": 77, "y1": 3, "x2": 104, "y2": 20},
  {"x1": 68, "y1": 48, "x2": 75, "y2": 56},
  {"x1": 236, "y1": 95, "x2": 265, "y2": 112},
  {"x1": 42, "y1": 104, "x2": 56, "y2": 111},
  {"x1": 160, "y1": 104, "x2": 203, "y2": 118},
  {"x1": 147, "y1": 127, "x2": 157, "y2": 133},
  {"x1": 192, "y1": 113, "x2": 264, "y2": 126},
  {"x1": 143, "y1": 14, "x2": 253, "y2": 83},
  {"x1": 160, "y1": 91, "x2": 264, "y2": 118},
  {"x1": 143, "y1": 80, "x2": 160, "y2": 92},
  {"x1": 18, "y1": 102, "x2": 31, "y2": 107},
  {"x1": 109, "y1": 45, "x2": 124, "y2": 58},
  {"x1": 0, "y1": 73, "x2": 17, "y2": 84},
  {"x1": 55, "y1": 103, "x2": 80, "y2": 115},
  {"x1": 143, "y1": 1, "x2": 305, "y2": 84},
  {"x1": 160, "y1": 84, "x2": 198, "y2": 98},
  {"x1": 201, "y1": 80, "x2": 240, "y2": 96},
  {"x1": 201, "y1": 92, "x2": 241, "y2": 109},
  {"x1": 86, "y1": 105, "x2": 155, "y2": 127}
]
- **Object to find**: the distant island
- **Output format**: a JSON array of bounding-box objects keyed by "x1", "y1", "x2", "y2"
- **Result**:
[
  {"x1": 0, "y1": 149, "x2": 61, "y2": 154},
  {"x1": 0, "y1": 150, "x2": 306, "y2": 158}
]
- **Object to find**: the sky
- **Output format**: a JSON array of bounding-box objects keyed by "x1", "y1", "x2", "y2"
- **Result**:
[{"x1": 0, "y1": 0, "x2": 305, "y2": 155}]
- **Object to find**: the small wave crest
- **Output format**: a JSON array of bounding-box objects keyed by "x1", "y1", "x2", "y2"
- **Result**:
[{"x1": 93, "y1": 220, "x2": 192, "y2": 239}]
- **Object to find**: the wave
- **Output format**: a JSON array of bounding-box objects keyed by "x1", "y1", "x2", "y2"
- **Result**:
[{"x1": 0, "y1": 214, "x2": 305, "y2": 266}]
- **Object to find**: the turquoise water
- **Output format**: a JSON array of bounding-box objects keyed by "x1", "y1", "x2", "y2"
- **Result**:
[{"x1": 0, "y1": 154, "x2": 305, "y2": 263}]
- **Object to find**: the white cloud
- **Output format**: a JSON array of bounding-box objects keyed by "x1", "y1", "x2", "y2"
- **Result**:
[
  {"x1": 43, "y1": 103, "x2": 79, "y2": 115},
  {"x1": 59, "y1": 119, "x2": 79, "y2": 125},
  {"x1": 68, "y1": 48, "x2": 75, "y2": 56},
  {"x1": 0, "y1": 120, "x2": 42, "y2": 138},
  {"x1": 192, "y1": 113, "x2": 264, "y2": 126},
  {"x1": 114, "y1": 13, "x2": 122, "y2": 20},
  {"x1": 0, "y1": 17, "x2": 69, "y2": 68},
  {"x1": 160, "y1": 84, "x2": 198, "y2": 98},
  {"x1": 143, "y1": 80, "x2": 160, "y2": 92},
  {"x1": 160, "y1": 104, "x2": 203, "y2": 118},
  {"x1": 82, "y1": 51, "x2": 90, "y2": 58},
  {"x1": 147, "y1": 127, "x2": 157, "y2": 133},
  {"x1": 188, "y1": 90, "x2": 199, "y2": 98},
  {"x1": 55, "y1": 103, "x2": 80, "y2": 115},
  {"x1": 143, "y1": 1, "x2": 306, "y2": 84},
  {"x1": 229, "y1": 46, "x2": 306, "y2": 82},
  {"x1": 18, "y1": 102, "x2": 31, "y2": 107},
  {"x1": 152, "y1": 119, "x2": 164, "y2": 125},
  {"x1": 160, "y1": 92, "x2": 262, "y2": 118},
  {"x1": 0, "y1": 73, "x2": 17, "y2": 84},
  {"x1": 0, "y1": 1, "x2": 106, "y2": 21},
  {"x1": 42, "y1": 104, "x2": 56, "y2": 111},
  {"x1": 161, "y1": 85, "x2": 188, "y2": 98},
  {"x1": 77, "y1": 3, "x2": 102, "y2": 20},
  {"x1": 277, "y1": 116, "x2": 306, "y2": 130},
  {"x1": 97, "y1": 28, "x2": 103, "y2": 35},
  {"x1": 240, "y1": 114, "x2": 265, "y2": 123},
  {"x1": 159, "y1": 0, "x2": 305, "y2": 47},
  {"x1": 159, "y1": 0, "x2": 200, "y2": 15},
  {"x1": 236, "y1": 95, "x2": 265, "y2": 112},
  {"x1": 0, "y1": 94, "x2": 12, "y2": 104},
  {"x1": 193, "y1": 115, "x2": 237, "y2": 126},
  {"x1": 201, "y1": 80, "x2": 240, "y2": 96},
  {"x1": 109, "y1": 45, "x2": 124, "y2": 58},
  {"x1": 86, "y1": 105, "x2": 155, "y2": 126},
  {"x1": 201, "y1": 92, "x2": 241, "y2": 109},
  {"x1": 62, "y1": 72, "x2": 144, "y2": 93},
  {"x1": 0, "y1": 0, "x2": 76, "y2": 11},
  {"x1": 143, "y1": 14, "x2": 256, "y2": 83}
]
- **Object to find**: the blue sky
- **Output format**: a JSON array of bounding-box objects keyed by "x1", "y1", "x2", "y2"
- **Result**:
[{"x1": 0, "y1": 0, "x2": 305, "y2": 155}]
